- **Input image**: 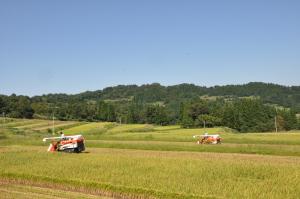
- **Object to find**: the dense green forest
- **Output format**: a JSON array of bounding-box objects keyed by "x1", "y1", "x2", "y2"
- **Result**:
[{"x1": 1, "y1": 82, "x2": 299, "y2": 132}]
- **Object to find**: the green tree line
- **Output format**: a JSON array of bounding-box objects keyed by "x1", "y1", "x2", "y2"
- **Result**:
[
  {"x1": 1, "y1": 82, "x2": 299, "y2": 132},
  {"x1": 180, "y1": 98, "x2": 298, "y2": 132}
]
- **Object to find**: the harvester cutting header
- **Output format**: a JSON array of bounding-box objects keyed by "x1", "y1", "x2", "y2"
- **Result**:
[{"x1": 43, "y1": 133, "x2": 85, "y2": 153}]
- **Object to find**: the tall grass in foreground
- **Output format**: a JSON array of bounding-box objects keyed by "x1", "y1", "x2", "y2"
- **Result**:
[
  {"x1": 0, "y1": 183, "x2": 109, "y2": 199},
  {"x1": 2, "y1": 120, "x2": 300, "y2": 198},
  {"x1": 1, "y1": 147, "x2": 300, "y2": 199}
]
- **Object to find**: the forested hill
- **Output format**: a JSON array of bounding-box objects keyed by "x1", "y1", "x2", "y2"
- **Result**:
[
  {"x1": 33, "y1": 82, "x2": 300, "y2": 110},
  {"x1": 1, "y1": 82, "x2": 300, "y2": 132}
]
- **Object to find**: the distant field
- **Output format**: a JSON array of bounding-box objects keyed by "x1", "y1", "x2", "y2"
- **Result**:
[
  {"x1": 2, "y1": 119, "x2": 43, "y2": 128},
  {"x1": 65, "y1": 122, "x2": 110, "y2": 134},
  {"x1": 0, "y1": 119, "x2": 84, "y2": 133},
  {"x1": 14, "y1": 121, "x2": 51, "y2": 129},
  {"x1": 1, "y1": 118, "x2": 300, "y2": 198},
  {"x1": 107, "y1": 124, "x2": 154, "y2": 133},
  {"x1": 33, "y1": 121, "x2": 81, "y2": 131}
]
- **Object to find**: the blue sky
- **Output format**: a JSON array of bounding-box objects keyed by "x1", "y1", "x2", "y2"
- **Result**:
[{"x1": 1, "y1": 0, "x2": 299, "y2": 96}]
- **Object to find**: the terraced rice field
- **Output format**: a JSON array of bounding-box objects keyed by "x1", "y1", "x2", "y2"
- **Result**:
[
  {"x1": 33, "y1": 121, "x2": 80, "y2": 131},
  {"x1": 1, "y1": 118, "x2": 300, "y2": 198},
  {"x1": 65, "y1": 122, "x2": 110, "y2": 134},
  {"x1": 3, "y1": 119, "x2": 43, "y2": 128},
  {"x1": 1, "y1": 119, "x2": 83, "y2": 132},
  {"x1": 14, "y1": 122, "x2": 52, "y2": 129}
]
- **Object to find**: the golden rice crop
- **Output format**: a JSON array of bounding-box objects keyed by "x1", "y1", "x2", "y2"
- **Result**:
[{"x1": 1, "y1": 147, "x2": 300, "y2": 199}]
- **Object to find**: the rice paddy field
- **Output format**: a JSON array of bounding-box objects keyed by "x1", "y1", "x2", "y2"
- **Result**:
[{"x1": 1, "y1": 118, "x2": 300, "y2": 199}]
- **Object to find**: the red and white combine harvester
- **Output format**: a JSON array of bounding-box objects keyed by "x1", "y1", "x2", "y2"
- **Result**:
[
  {"x1": 43, "y1": 134, "x2": 85, "y2": 153},
  {"x1": 193, "y1": 133, "x2": 221, "y2": 144}
]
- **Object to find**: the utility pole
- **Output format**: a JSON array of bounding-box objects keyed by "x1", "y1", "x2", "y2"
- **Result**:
[
  {"x1": 50, "y1": 106, "x2": 59, "y2": 135},
  {"x1": 275, "y1": 115, "x2": 278, "y2": 133},
  {"x1": 2, "y1": 112, "x2": 5, "y2": 128},
  {"x1": 52, "y1": 111, "x2": 55, "y2": 135},
  {"x1": 275, "y1": 107, "x2": 278, "y2": 133}
]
